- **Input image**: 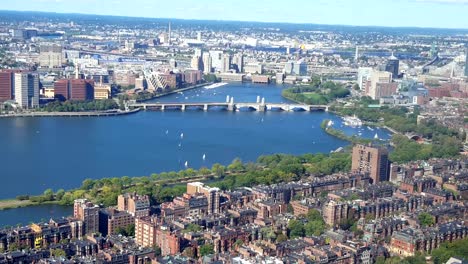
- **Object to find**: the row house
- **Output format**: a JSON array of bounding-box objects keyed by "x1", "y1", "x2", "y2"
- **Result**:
[{"x1": 389, "y1": 221, "x2": 468, "y2": 257}]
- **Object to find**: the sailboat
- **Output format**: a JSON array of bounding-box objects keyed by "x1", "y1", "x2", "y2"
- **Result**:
[
  {"x1": 184, "y1": 161, "x2": 188, "y2": 168},
  {"x1": 202, "y1": 154, "x2": 206, "y2": 161},
  {"x1": 374, "y1": 133, "x2": 379, "y2": 140},
  {"x1": 180, "y1": 133, "x2": 184, "y2": 139},
  {"x1": 165, "y1": 130, "x2": 169, "y2": 135}
]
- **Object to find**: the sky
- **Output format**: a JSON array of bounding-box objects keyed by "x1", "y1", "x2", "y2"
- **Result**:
[{"x1": 2, "y1": 0, "x2": 468, "y2": 29}]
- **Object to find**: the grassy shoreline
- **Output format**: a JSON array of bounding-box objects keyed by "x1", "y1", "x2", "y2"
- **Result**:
[{"x1": 0, "y1": 199, "x2": 61, "y2": 210}]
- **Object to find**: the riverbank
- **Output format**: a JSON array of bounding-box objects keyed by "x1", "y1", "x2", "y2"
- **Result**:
[
  {"x1": 0, "y1": 199, "x2": 59, "y2": 210},
  {"x1": 0, "y1": 108, "x2": 140, "y2": 118},
  {"x1": 320, "y1": 119, "x2": 374, "y2": 145}
]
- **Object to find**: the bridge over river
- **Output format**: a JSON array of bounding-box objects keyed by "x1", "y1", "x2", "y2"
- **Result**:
[{"x1": 128, "y1": 96, "x2": 328, "y2": 112}]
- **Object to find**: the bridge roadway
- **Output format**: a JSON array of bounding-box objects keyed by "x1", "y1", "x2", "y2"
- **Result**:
[{"x1": 128, "y1": 102, "x2": 328, "y2": 112}]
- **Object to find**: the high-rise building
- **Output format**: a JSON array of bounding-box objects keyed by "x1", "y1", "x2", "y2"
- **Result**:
[
  {"x1": 464, "y1": 46, "x2": 468, "y2": 77},
  {"x1": 0, "y1": 70, "x2": 23, "y2": 101},
  {"x1": 135, "y1": 216, "x2": 159, "y2": 248},
  {"x1": 286, "y1": 60, "x2": 307, "y2": 76},
  {"x1": 232, "y1": 53, "x2": 244, "y2": 73},
  {"x1": 322, "y1": 200, "x2": 349, "y2": 227},
  {"x1": 221, "y1": 54, "x2": 231, "y2": 73},
  {"x1": 117, "y1": 193, "x2": 150, "y2": 218},
  {"x1": 352, "y1": 144, "x2": 390, "y2": 184},
  {"x1": 14, "y1": 72, "x2": 39, "y2": 109},
  {"x1": 385, "y1": 53, "x2": 400, "y2": 78},
  {"x1": 197, "y1": 31, "x2": 202, "y2": 42},
  {"x1": 284, "y1": 61, "x2": 294, "y2": 75},
  {"x1": 357, "y1": 67, "x2": 373, "y2": 90},
  {"x1": 355, "y1": 46, "x2": 359, "y2": 62},
  {"x1": 74, "y1": 199, "x2": 100, "y2": 234},
  {"x1": 202, "y1": 53, "x2": 212, "y2": 74},
  {"x1": 168, "y1": 22, "x2": 172, "y2": 46},
  {"x1": 186, "y1": 182, "x2": 220, "y2": 215},
  {"x1": 39, "y1": 44, "x2": 63, "y2": 68},
  {"x1": 209, "y1": 51, "x2": 224, "y2": 72},
  {"x1": 367, "y1": 71, "x2": 392, "y2": 99}
]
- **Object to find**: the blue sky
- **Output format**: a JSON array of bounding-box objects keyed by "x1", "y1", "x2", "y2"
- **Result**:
[{"x1": 3, "y1": 0, "x2": 468, "y2": 29}]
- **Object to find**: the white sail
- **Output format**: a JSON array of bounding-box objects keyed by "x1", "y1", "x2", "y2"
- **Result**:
[
  {"x1": 180, "y1": 133, "x2": 184, "y2": 139},
  {"x1": 202, "y1": 154, "x2": 206, "y2": 160},
  {"x1": 184, "y1": 161, "x2": 188, "y2": 167}
]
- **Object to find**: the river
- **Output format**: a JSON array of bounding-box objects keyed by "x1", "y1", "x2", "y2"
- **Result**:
[{"x1": 0, "y1": 82, "x2": 391, "y2": 227}]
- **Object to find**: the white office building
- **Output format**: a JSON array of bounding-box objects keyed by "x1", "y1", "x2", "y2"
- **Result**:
[{"x1": 14, "y1": 72, "x2": 39, "y2": 109}]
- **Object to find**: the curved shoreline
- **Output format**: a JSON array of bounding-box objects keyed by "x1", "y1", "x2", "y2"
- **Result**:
[{"x1": 0, "y1": 108, "x2": 140, "y2": 118}]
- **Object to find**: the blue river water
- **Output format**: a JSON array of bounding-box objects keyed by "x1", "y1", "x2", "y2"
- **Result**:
[{"x1": 0, "y1": 82, "x2": 390, "y2": 227}]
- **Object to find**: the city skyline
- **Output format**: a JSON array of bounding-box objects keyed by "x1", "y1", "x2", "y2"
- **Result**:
[{"x1": 2, "y1": 0, "x2": 468, "y2": 29}]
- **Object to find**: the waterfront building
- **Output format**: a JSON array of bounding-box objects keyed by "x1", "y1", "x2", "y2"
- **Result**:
[
  {"x1": 385, "y1": 53, "x2": 400, "y2": 78},
  {"x1": 117, "y1": 193, "x2": 150, "y2": 218},
  {"x1": 216, "y1": 73, "x2": 244, "y2": 82},
  {"x1": 0, "y1": 70, "x2": 23, "y2": 101},
  {"x1": 202, "y1": 53, "x2": 212, "y2": 74},
  {"x1": 54, "y1": 79, "x2": 95, "y2": 101},
  {"x1": 244, "y1": 63, "x2": 263, "y2": 74},
  {"x1": 94, "y1": 84, "x2": 111, "y2": 100},
  {"x1": 14, "y1": 72, "x2": 39, "y2": 109},
  {"x1": 352, "y1": 144, "x2": 390, "y2": 184},
  {"x1": 39, "y1": 44, "x2": 63, "y2": 68},
  {"x1": 74, "y1": 199, "x2": 100, "y2": 235},
  {"x1": 184, "y1": 70, "x2": 202, "y2": 85}
]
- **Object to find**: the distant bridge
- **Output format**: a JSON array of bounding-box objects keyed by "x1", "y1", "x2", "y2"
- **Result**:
[{"x1": 128, "y1": 96, "x2": 328, "y2": 112}]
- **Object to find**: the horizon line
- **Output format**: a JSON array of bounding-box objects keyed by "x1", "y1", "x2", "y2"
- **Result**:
[{"x1": 1, "y1": 9, "x2": 468, "y2": 31}]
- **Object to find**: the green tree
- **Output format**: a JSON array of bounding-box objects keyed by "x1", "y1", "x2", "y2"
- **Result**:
[
  {"x1": 43, "y1": 189, "x2": 54, "y2": 201},
  {"x1": 55, "y1": 189, "x2": 65, "y2": 201},
  {"x1": 200, "y1": 244, "x2": 215, "y2": 256},
  {"x1": 228, "y1": 158, "x2": 245, "y2": 172},
  {"x1": 276, "y1": 233, "x2": 288, "y2": 243},
  {"x1": 418, "y1": 212, "x2": 434, "y2": 227},
  {"x1": 288, "y1": 219, "x2": 305, "y2": 238},
  {"x1": 211, "y1": 163, "x2": 226, "y2": 177},
  {"x1": 183, "y1": 224, "x2": 202, "y2": 233}
]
